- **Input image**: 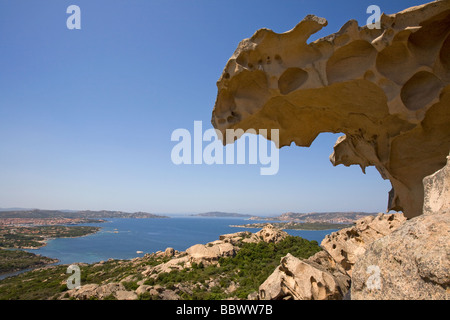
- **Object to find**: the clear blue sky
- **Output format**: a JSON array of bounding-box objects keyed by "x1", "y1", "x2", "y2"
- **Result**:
[{"x1": 0, "y1": 0, "x2": 427, "y2": 215}]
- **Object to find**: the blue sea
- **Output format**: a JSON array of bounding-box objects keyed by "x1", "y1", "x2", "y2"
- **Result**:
[{"x1": 0, "y1": 217, "x2": 337, "y2": 279}]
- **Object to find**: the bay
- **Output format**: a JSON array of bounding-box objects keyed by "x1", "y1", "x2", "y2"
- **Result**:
[{"x1": 0, "y1": 217, "x2": 337, "y2": 280}]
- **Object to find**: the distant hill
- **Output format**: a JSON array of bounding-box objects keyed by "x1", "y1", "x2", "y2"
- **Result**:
[
  {"x1": 0, "y1": 209, "x2": 169, "y2": 219},
  {"x1": 192, "y1": 212, "x2": 254, "y2": 218},
  {"x1": 250, "y1": 211, "x2": 380, "y2": 224}
]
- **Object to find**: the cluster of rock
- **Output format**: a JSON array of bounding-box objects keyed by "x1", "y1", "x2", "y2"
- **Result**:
[
  {"x1": 351, "y1": 154, "x2": 450, "y2": 300},
  {"x1": 258, "y1": 212, "x2": 406, "y2": 300},
  {"x1": 259, "y1": 154, "x2": 450, "y2": 300}
]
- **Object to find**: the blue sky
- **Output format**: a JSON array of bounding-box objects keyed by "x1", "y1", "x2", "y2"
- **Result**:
[{"x1": 0, "y1": 0, "x2": 427, "y2": 215}]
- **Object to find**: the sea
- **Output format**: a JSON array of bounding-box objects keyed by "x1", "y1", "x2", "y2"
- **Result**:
[{"x1": 0, "y1": 217, "x2": 338, "y2": 280}]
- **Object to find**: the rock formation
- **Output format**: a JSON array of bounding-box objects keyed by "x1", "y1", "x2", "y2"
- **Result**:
[
  {"x1": 254, "y1": 224, "x2": 289, "y2": 243},
  {"x1": 351, "y1": 154, "x2": 450, "y2": 299},
  {"x1": 211, "y1": 0, "x2": 450, "y2": 219},
  {"x1": 423, "y1": 153, "x2": 450, "y2": 215},
  {"x1": 321, "y1": 212, "x2": 406, "y2": 276},
  {"x1": 186, "y1": 242, "x2": 237, "y2": 264},
  {"x1": 351, "y1": 210, "x2": 449, "y2": 299},
  {"x1": 258, "y1": 213, "x2": 405, "y2": 300},
  {"x1": 259, "y1": 253, "x2": 346, "y2": 300}
]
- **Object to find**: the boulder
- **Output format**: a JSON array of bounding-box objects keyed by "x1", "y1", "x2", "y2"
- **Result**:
[
  {"x1": 65, "y1": 282, "x2": 134, "y2": 300},
  {"x1": 186, "y1": 242, "x2": 237, "y2": 264},
  {"x1": 115, "y1": 290, "x2": 138, "y2": 300},
  {"x1": 321, "y1": 213, "x2": 406, "y2": 276},
  {"x1": 351, "y1": 154, "x2": 450, "y2": 299},
  {"x1": 423, "y1": 153, "x2": 450, "y2": 215},
  {"x1": 220, "y1": 231, "x2": 252, "y2": 244},
  {"x1": 254, "y1": 224, "x2": 289, "y2": 243},
  {"x1": 351, "y1": 210, "x2": 450, "y2": 299},
  {"x1": 164, "y1": 247, "x2": 175, "y2": 257},
  {"x1": 259, "y1": 253, "x2": 348, "y2": 300}
]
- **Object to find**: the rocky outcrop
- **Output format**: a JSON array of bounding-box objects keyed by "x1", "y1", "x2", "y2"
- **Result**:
[
  {"x1": 259, "y1": 253, "x2": 349, "y2": 300},
  {"x1": 211, "y1": 0, "x2": 450, "y2": 219},
  {"x1": 423, "y1": 153, "x2": 450, "y2": 215},
  {"x1": 254, "y1": 224, "x2": 289, "y2": 243},
  {"x1": 321, "y1": 213, "x2": 406, "y2": 276},
  {"x1": 351, "y1": 210, "x2": 449, "y2": 299},
  {"x1": 65, "y1": 282, "x2": 137, "y2": 300},
  {"x1": 186, "y1": 242, "x2": 237, "y2": 264},
  {"x1": 351, "y1": 155, "x2": 450, "y2": 300},
  {"x1": 258, "y1": 213, "x2": 404, "y2": 300}
]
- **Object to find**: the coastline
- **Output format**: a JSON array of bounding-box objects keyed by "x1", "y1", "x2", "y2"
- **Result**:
[{"x1": 230, "y1": 222, "x2": 353, "y2": 231}]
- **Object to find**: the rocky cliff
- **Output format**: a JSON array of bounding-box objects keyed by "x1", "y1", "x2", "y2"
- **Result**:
[{"x1": 211, "y1": 0, "x2": 450, "y2": 219}]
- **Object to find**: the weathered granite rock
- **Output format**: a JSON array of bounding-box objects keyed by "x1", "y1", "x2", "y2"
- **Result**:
[
  {"x1": 65, "y1": 282, "x2": 137, "y2": 300},
  {"x1": 423, "y1": 153, "x2": 450, "y2": 215},
  {"x1": 258, "y1": 213, "x2": 405, "y2": 300},
  {"x1": 307, "y1": 250, "x2": 351, "y2": 291},
  {"x1": 186, "y1": 242, "x2": 237, "y2": 264},
  {"x1": 321, "y1": 213, "x2": 406, "y2": 276},
  {"x1": 220, "y1": 231, "x2": 252, "y2": 244},
  {"x1": 164, "y1": 247, "x2": 175, "y2": 257},
  {"x1": 142, "y1": 255, "x2": 190, "y2": 276},
  {"x1": 211, "y1": 0, "x2": 450, "y2": 218},
  {"x1": 253, "y1": 224, "x2": 289, "y2": 243},
  {"x1": 351, "y1": 210, "x2": 450, "y2": 299},
  {"x1": 259, "y1": 253, "x2": 348, "y2": 300},
  {"x1": 351, "y1": 154, "x2": 450, "y2": 299}
]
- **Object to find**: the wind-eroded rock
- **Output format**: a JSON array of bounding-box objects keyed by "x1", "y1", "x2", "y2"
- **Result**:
[
  {"x1": 65, "y1": 283, "x2": 138, "y2": 300},
  {"x1": 321, "y1": 213, "x2": 406, "y2": 276},
  {"x1": 211, "y1": 0, "x2": 450, "y2": 218},
  {"x1": 351, "y1": 155, "x2": 450, "y2": 300},
  {"x1": 258, "y1": 213, "x2": 405, "y2": 300},
  {"x1": 254, "y1": 224, "x2": 289, "y2": 243},
  {"x1": 259, "y1": 253, "x2": 348, "y2": 300},
  {"x1": 186, "y1": 242, "x2": 236, "y2": 264},
  {"x1": 423, "y1": 153, "x2": 450, "y2": 215},
  {"x1": 351, "y1": 210, "x2": 450, "y2": 299}
]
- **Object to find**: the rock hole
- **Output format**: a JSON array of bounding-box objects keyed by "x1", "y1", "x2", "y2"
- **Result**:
[
  {"x1": 274, "y1": 54, "x2": 282, "y2": 64},
  {"x1": 326, "y1": 40, "x2": 377, "y2": 84},
  {"x1": 278, "y1": 67, "x2": 309, "y2": 95},
  {"x1": 440, "y1": 34, "x2": 450, "y2": 72},
  {"x1": 401, "y1": 71, "x2": 443, "y2": 111}
]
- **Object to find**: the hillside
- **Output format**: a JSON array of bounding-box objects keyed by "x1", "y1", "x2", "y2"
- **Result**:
[
  {"x1": 0, "y1": 209, "x2": 169, "y2": 219},
  {"x1": 0, "y1": 225, "x2": 321, "y2": 300},
  {"x1": 250, "y1": 212, "x2": 379, "y2": 224}
]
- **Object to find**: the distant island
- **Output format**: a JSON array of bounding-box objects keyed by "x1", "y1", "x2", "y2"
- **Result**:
[
  {"x1": 191, "y1": 212, "x2": 255, "y2": 218},
  {"x1": 249, "y1": 211, "x2": 380, "y2": 224},
  {"x1": 231, "y1": 221, "x2": 354, "y2": 231},
  {"x1": 0, "y1": 209, "x2": 169, "y2": 220}
]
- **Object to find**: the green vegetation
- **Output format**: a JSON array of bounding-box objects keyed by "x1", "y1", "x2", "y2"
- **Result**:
[
  {"x1": 0, "y1": 209, "x2": 168, "y2": 219},
  {"x1": 0, "y1": 265, "x2": 69, "y2": 300},
  {"x1": 0, "y1": 249, "x2": 58, "y2": 274},
  {"x1": 0, "y1": 235, "x2": 322, "y2": 300},
  {"x1": 148, "y1": 236, "x2": 321, "y2": 299},
  {"x1": 0, "y1": 225, "x2": 100, "y2": 249}
]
